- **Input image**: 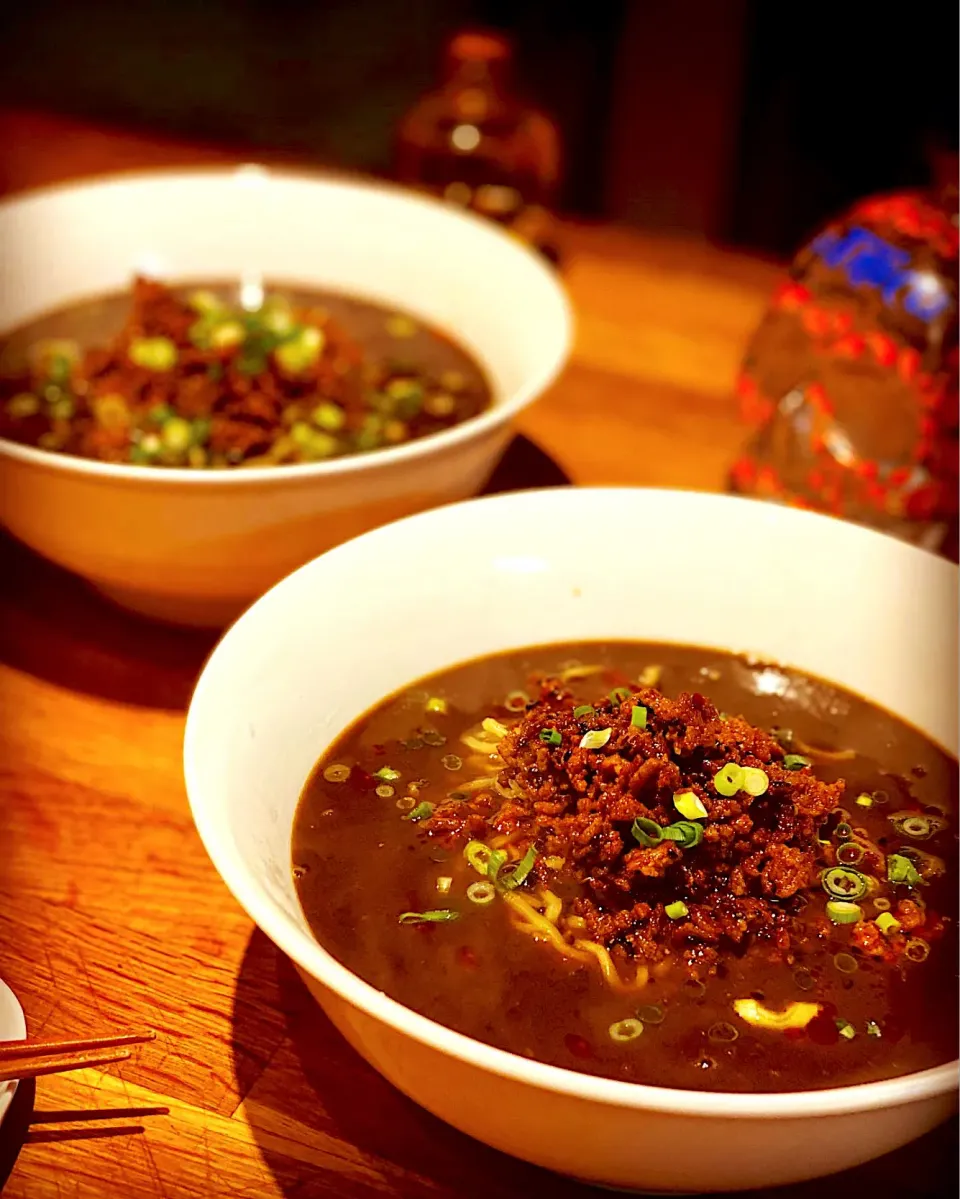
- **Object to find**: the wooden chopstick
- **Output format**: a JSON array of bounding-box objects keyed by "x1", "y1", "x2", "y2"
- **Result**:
[
  {"x1": 0, "y1": 1048, "x2": 133, "y2": 1083},
  {"x1": 0, "y1": 1031, "x2": 156, "y2": 1082},
  {"x1": 0, "y1": 1030, "x2": 155, "y2": 1061}
]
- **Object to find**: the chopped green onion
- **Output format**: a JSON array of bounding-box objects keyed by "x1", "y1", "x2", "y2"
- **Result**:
[
  {"x1": 713, "y1": 762, "x2": 744, "y2": 797},
  {"x1": 580, "y1": 728, "x2": 612, "y2": 750},
  {"x1": 875, "y1": 912, "x2": 902, "y2": 935},
  {"x1": 441, "y1": 754, "x2": 463, "y2": 771},
  {"x1": 673, "y1": 791, "x2": 708, "y2": 820},
  {"x1": 375, "y1": 784, "x2": 395, "y2": 799},
  {"x1": 631, "y1": 817, "x2": 663, "y2": 848},
  {"x1": 161, "y1": 416, "x2": 193, "y2": 453},
  {"x1": 866, "y1": 1020, "x2": 882, "y2": 1038},
  {"x1": 821, "y1": 866, "x2": 868, "y2": 900},
  {"x1": 275, "y1": 325, "x2": 324, "y2": 374},
  {"x1": 464, "y1": 841, "x2": 494, "y2": 876},
  {"x1": 665, "y1": 901, "x2": 689, "y2": 919},
  {"x1": 436, "y1": 876, "x2": 453, "y2": 895},
  {"x1": 504, "y1": 689, "x2": 530, "y2": 712},
  {"x1": 904, "y1": 937, "x2": 930, "y2": 962},
  {"x1": 312, "y1": 401, "x2": 346, "y2": 432},
  {"x1": 783, "y1": 754, "x2": 812, "y2": 770},
  {"x1": 128, "y1": 336, "x2": 177, "y2": 371},
  {"x1": 854, "y1": 793, "x2": 874, "y2": 808},
  {"x1": 836, "y1": 842, "x2": 865, "y2": 865},
  {"x1": 833, "y1": 952, "x2": 859, "y2": 974},
  {"x1": 887, "y1": 854, "x2": 922, "y2": 887},
  {"x1": 466, "y1": 881, "x2": 496, "y2": 905},
  {"x1": 834, "y1": 822, "x2": 852, "y2": 840},
  {"x1": 209, "y1": 320, "x2": 245, "y2": 349},
  {"x1": 375, "y1": 767, "x2": 401, "y2": 781},
  {"x1": 573, "y1": 704, "x2": 595, "y2": 719},
  {"x1": 707, "y1": 1021, "x2": 739, "y2": 1043},
  {"x1": 485, "y1": 849, "x2": 508, "y2": 885},
  {"x1": 609, "y1": 686, "x2": 632, "y2": 705},
  {"x1": 421, "y1": 730, "x2": 446, "y2": 747},
  {"x1": 872, "y1": 896, "x2": 892, "y2": 912},
  {"x1": 608, "y1": 1018, "x2": 644, "y2": 1043},
  {"x1": 899, "y1": 815, "x2": 933, "y2": 838},
  {"x1": 661, "y1": 820, "x2": 704, "y2": 849},
  {"x1": 836, "y1": 1019, "x2": 857, "y2": 1040},
  {"x1": 188, "y1": 289, "x2": 223, "y2": 315},
  {"x1": 500, "y1": 845, "x2": 537, "y2": 890},
  {"x1": 740, "y1": 767, "x2": 769, "y2": 797},
  {"x1": 398, "y1": 909, "x2": 459, "y2": 925},
  {"x1": 826, "y1": 900, "x2": 863, "y2": 925},
  {"x1": 425, "y1": 696, "x2": 448, "y2": 715},
  {"x1": 630, "y1": 705, "x2": 648, "y2": 730},
  {"x1": 322, "y1": 764, "x2": 350, "y2": 783},
  {"x1": 405, "y1": 801, "x2": 434, "y2": 822},
  {"x1": 539, "y1": 728, "x2": 562, "y2": 746},
  {"x1": 635, "y1": 1004, "x2": 665, "y2": 1025}
]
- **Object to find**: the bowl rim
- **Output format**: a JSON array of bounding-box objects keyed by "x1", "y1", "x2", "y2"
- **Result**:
[
  {"x1": 0, "y1": 166, "x2": 573, "y2": 488},
  {"x1": 184, "y1": 486, "x2": 959, "y2": 1120}
]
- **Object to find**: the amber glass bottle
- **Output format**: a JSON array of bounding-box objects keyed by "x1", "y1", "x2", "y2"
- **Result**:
[{"x1": 395, "y1": 30, "x2": 561, "y2": 260}]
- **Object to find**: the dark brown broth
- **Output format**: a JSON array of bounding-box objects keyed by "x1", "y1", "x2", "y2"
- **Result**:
[{"x1": 293, "y1": 643, "x2": 958, "y2": 1093}]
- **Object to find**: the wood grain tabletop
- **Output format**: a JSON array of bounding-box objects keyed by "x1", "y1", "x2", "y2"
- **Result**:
[{"x1": 0, "y1": 111, "x2": 955, "y2": 1199}]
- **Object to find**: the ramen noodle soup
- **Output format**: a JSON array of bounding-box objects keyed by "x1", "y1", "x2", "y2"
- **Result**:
[
  {"x1": 0, "y1": 276, "x2": 491, "y2": 468},
  {"x1": 293, "y1": 643, "x2": 957, "y2": 1093}
]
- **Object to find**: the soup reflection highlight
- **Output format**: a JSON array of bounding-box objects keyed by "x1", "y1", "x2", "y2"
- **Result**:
[{"x1": 292, "y1": 643, "x2": 958, "y2": 1093}]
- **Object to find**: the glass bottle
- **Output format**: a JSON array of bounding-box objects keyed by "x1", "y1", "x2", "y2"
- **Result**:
[
  {"x1": 728, "y1": 188, "x2": 959, "y2": 560},
  {"x1": 395, "y1": 29, "x2": 561, "y2": 261}
]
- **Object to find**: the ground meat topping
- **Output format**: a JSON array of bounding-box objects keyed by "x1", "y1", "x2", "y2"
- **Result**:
[{"x1": 425, "y1": 680, "x2": 843, "y2": 974}]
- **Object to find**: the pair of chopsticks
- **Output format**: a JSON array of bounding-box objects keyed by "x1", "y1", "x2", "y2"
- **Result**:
[{"x1": 0, "y1": 1030, "x2": 156, "y2": 1083}]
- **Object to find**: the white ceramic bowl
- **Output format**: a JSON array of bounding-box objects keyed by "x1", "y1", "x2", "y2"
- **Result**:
[
  {"x1": 184, "y1": 487, "x2": 958, "y2": 1193},
  {"x1": 0, "y1": 169, "x2": 571, "y2": 626}
]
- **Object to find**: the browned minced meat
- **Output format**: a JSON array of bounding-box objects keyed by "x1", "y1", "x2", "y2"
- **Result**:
[{"x1": 425, "y1": 682, "x2": 843, "y2": 977}]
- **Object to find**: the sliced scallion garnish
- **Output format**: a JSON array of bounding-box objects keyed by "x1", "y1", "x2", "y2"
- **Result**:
[
  {"x1": 374, "y1": 766, "x2": 401, "y2": 781},
  {"x1": 405, "y1": 801, "x2": 435, "y2": 822},
  {"x1": 631, "y1": 817, "x2": 663, "y2": 847},
  {"x1": 713, "y1": 762, "x2": 743, "y2": 797},
  {"x1": 673, "y1": 791, "x2": 708, "y2": 820},
  {"x1": 539, "y1": 728, "x2": 562, "y2": 746},
  {"x1": 887, "y1": 853, "x2": 922, "y2": 886},
  {"x1": 500, "y1": 845, "x2": 537, "y2": 890},
  {"x1": 783, "y1": 754, "x2": 812, "y2": 770},
  {"x1": 826, "y1": 900, "x2": 863, "y2": 925},
  {"x1": 580, "y1": 728, "x2": 612, "y2": 750},
  {"x1": 665, "y1": 900, "x2": 689, "y2": 920},
  {"x1": 661, "y1": 820, "x2": 703, "y2": 849},
  {"x1": 740, "y1": 766, "x2": 769, "y2": 796},
  {"x1": 836, "y1": 1019, "x2": 857, "y2": 1040},
  {"x1": 875, "y1": 911, "x2": 902, "y2": 935},
  {"x1": 630, "y1": 705, "x2": 648, "y2": 730},
  {"x1": 573, "y1": 704, "x2": 595, "y2": 719},
  {"x1": 821, "y1": 866, "x2": 868, "y2": 900},
  {"x1": 398, "y1": 909, "x2": 459, "y2": 925},
  {"x1": 609, "y1": 686, "x2": 632, "y2": 705},
  {"x1": 608, "y1": 1018, "x2": 644, "y2": 1043},
  {"x1": 466, "y1": 881, "x2": 496, "y2": 905}
]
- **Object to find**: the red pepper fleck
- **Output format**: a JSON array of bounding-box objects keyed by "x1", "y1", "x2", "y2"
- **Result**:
[{"x1": 564, "y1": 1033, "x2": 594, "y2": 1060}]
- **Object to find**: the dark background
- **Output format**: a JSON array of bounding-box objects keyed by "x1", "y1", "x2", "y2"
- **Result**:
[{"x1": 1, "y1": 0, "x2": 956, "y2": 256}]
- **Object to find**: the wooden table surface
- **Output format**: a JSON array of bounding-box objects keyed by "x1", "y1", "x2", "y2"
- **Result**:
[{"x1": 0, "y1": 111, "x2": 954, "y2": 1199}]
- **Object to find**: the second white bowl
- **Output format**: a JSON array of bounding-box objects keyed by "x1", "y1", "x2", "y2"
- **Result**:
[{"x1": 0, "y1": 169, "x2": 571, "y2": 625}]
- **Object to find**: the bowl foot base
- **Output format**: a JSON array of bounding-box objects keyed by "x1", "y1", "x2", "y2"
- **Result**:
[{"x1": 92, "y1": 581, "x2": 246, "y2": 628}]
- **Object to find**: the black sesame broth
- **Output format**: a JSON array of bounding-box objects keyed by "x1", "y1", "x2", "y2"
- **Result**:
[{"x1": 292, "y1": 642, "x2": 958, "y2": 1093}]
